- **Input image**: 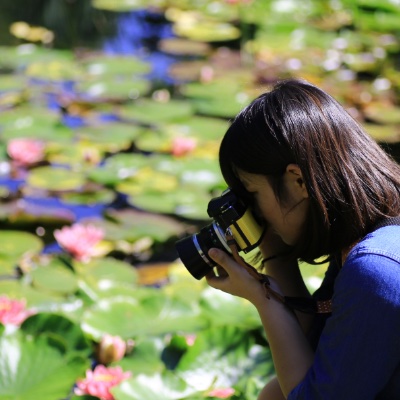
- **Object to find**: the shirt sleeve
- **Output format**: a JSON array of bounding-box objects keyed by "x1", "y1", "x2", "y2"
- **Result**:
[{"x1": 288, "y1": 250, "x2": 400, "y2": 400}]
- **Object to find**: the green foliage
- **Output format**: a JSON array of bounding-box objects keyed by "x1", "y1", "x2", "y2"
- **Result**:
[{"x1": 0, "y1": 0, "x2": 398, "y2": 398}]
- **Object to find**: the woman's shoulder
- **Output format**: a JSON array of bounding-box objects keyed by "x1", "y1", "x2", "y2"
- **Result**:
[
  {"x1": 350, "y1": 224, "x2": 400, "y2": 264},
  {"x1": 338, "y1": 225, "x2": 400, "y2": 300}
]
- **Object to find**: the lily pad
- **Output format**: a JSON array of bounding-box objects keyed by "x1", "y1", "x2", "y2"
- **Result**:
[
  {"x1": 81, "y1": 54, "x2": 152, "y2": 76},
  {"x1": 92, "y1": 0, "x2": 165, "y2": 12},
  {"x1": 74, "y1": 257, "x2": 138, "y2": 286},
  {"x1": 112, "y1": 371, "x2": 199, "y2": 400},
  {"x1": 102, "y1": 208, "x2": 186, "y2": 243},
  {"x1": 363, "y1": 102, "x2": 400, "y2": 125},
  {"x1": 119, "y1": 98, "x2": 195, "y2": 124},
  {"x1": 77, "y1": 77, "x2": 151, "y2": 100},
  {"x1": 81, "y1": 292, "x2": 207, "y2": 340},
  {"x1": 0, "y1": 231, "x2": 43, "y2": 274},
  {"x1": 30, "y1": 258, "x2": 79, "y2": 295},
  {"x1": 0, "y1": 330, "x2": 89, "y2": 400},
  {"x1": 26, "y1": 166, "x2": 86, "y2": 191},
  {"x1": 173, "y1": 20, "x2": 241, "y2": 42}
]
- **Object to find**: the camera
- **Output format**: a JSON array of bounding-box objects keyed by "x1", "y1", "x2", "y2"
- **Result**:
[{"x1": 175, "y1": 188, "x2": 265, "y2": 280}]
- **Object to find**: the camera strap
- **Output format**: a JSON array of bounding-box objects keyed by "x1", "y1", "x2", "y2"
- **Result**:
[
  {"x1": 226, "y1": 232, "x2": 326, "y2": 314},
  {"x1": 226, "y1": 216, "x2": 400, "y2": 314}
]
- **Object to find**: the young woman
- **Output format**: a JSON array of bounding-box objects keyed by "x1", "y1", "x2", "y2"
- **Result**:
[{"x1": 206, "y1": 79, "x2": 400, "y2": 399}]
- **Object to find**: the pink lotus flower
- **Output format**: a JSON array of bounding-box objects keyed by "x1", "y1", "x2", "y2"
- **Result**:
[
  {"x1": 171, "y1": 137, "x2": 197, "y2": 157},
  {"x1": 7, "y1": 138, "x2": 45, "y2": 166},
  {"x1": 75, "y1": 365, "x2": 132, "y2": 400},
  {"x1": 207, "y1": 387, "x2": 235, "y2": 398},
  {"x1": 0, "y1": 296, "x2": 35, "y2": 326},
  {"x1": 54, "y1": 223, "x2": 104, "y2": 262},
  {"x1": 97, "y1": 334, "x2": 127, "y2": 364}
]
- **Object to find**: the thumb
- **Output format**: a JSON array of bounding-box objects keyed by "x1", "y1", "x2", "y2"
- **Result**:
[{"x1": 208, "y1": 248, "x2": 236, "y2": 272}]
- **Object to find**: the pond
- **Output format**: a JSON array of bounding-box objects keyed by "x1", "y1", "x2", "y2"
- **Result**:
[{"x1": 0, "y1": 1, "x2": 399, "y2": 399}]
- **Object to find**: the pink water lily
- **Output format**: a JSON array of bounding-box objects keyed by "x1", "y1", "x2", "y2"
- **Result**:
[
  {"x1": 97, "y1": 334, "x2": 127, "y2": 364},
  {"x1": 0, "y1": 296, "x2": 35, "y2": 326},
  {"x1": 171, "y1": 136, "x2": 197, "y2": 157},
  {"x1": 7, "y1": 138, "x2": 45, "y2": 166},
  {"x1": 207, "y1": 387, "x2": 235, "y2": 398},
  {"x1": 75, "y1": 365, "x2": 132, "y2": 400},
  {"x1": 54, "y1": 223, "x2": 104, "y2": 262}
]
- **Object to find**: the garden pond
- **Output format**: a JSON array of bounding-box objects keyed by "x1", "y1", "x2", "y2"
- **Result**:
[{"x1": 0, "y1": 0, "x2": 399, "y2": 399}]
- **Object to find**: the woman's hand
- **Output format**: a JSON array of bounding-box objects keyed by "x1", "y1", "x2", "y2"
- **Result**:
[{"x1": 205, "y1": 248, "x2": 272, "y2": 306}]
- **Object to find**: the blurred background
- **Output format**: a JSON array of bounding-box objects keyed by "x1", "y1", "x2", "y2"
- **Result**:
[{"x1": 0, "y1": 1, "x2": 399, "y2": 399}]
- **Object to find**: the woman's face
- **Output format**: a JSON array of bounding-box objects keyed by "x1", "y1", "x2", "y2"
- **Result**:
[{"x1": 237, "y1": 165, "x2": 309, "y2": 246}]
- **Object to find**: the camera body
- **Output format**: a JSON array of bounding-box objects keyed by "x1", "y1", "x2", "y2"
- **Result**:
[{"x1": 175, "y1": 189, "x2": 265, "y2": 280}]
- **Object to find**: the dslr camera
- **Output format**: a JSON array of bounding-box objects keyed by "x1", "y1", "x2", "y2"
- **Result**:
[{"x1": 175, "y1": 189, "x2": 265, "y2": 280}]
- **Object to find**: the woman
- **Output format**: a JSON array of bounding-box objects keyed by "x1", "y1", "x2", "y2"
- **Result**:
[{"x1": 206, "y1": 78, "x2": 400, "y2": 399}]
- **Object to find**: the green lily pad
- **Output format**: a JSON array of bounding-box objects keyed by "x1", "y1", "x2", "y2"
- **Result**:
[
  {"x1": 120, "y1": 99, "x2": 195, "y2": 124},
  {"x1": 102, "y1": 208, "x2": 186, "y2": 243},
  {"x1": 176, "y1": 326, "x2": 273, "y2": 391},
  {"x1": 21, "y1": 313, "x2": 91, "y2": 355},
  {"x1": 173, "y1": 20, "x2": 241, "y2": 42},
  {"x1": 74, "y1": 257, "x2": 138, "y2": 286},
  {"x1": 26, "y1": 166, "x2": 86, "y2": 191},
  {"x1": 117, "y1": 336, "x2": 166, "y2": 376},
  {"x1": 112, "y1": 371, "x2": 199, "y2": 400},
  {"x1": 0, "y1": 231, "x2": 43, "y2": 275},
  {"x1": 92, "y1": 0, "x2": 165, "y2": 12},
  {"x1": 78, "y1": 77, "x2": 151, "y2": 100},
  {"x1": 158, "y1": 38, "x2": 211, "y2": 56},
  {"x1": 363, "y1": 102, "x2": 400, "y2": 125},
  {"x1": 0, "y1": 330, "x2": 89, "y2": 400},
  {"x1": 199, "y1": 287, "x2": 261, "y2": 329},
  {"x1": 81, "y1": 292, "x2": 207, "y2": 340},
  {"x1": 30, "y1": 258, "x2": 79, "y2": 295},
  {"x1": 0, "y1": 45, "x2": 75, "y2": 72},
  {"x1": 81, "y1": 54, "x2": 152, "y2": 76},
  {"x1": 364, "y1": 123, "x2": 400, "y2": 143},
  {"x1": 125, "y1": 188, "x2": 211, "y2": 219}
]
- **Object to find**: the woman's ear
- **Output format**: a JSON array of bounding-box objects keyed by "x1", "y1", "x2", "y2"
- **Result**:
[{"x1": 285, "y1": 164, "x2": 309, "y2": 198}]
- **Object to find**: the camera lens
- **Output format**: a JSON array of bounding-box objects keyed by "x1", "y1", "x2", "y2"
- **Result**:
[{"x1": 175, "y1": 222, "x2": 231, "y2": 280}]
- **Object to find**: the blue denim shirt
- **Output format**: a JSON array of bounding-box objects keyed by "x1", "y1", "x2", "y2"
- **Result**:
[{"x1": 288, "y1": 225, "x2": 400, "y2": 399}]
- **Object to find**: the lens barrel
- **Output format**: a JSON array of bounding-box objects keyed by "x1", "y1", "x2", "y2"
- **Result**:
[{"x1": 175, "y1": 222, "x2": 230, "y2": 280}]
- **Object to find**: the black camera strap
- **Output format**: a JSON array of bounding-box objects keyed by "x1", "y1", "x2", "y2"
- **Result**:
[{"x1": 227, "y1": 217, "x2": 400, "y2": 315}]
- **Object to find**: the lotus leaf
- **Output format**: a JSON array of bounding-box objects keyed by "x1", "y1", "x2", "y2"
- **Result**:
[
  {"x1": 0, "y1": 45, "x2": 74, "y2": 71},
  {"x1": 26, "y1": 166, "x2": 86, "y2": 191},
  {"x1": 116, "y1": 336, "x2": 166, "y2": 375},
  {"x1": 30, "y1": 258, "x2": 79, "y2": 295},
  {"x1": 158, "y1": 38, "x2": 211, "y2": 56},
  {"x1": 0, "y1": 331, "x2": 89, "y2": 400},
  {"x1": 81, "y1": 54, "x2": 152, "y2": 76},
  {"x1": 165, "y1": 116, "x2": 228, "y2": 141},
  {"x1": 176, "y1": 326, "x2": 273, "y2": 392},
  {"x1": 60, "y1": 187, "x2": 116, "y2": 206},
  {"x1": 74, "y1": 257, "x2": 138, "y2": 286},
  {"x1": 363, "y1": 103, "x2": 400, "y2": 125},
  {"x1": 173, "y1": 20, "x2": 241, "y2": 42},
  {"x1": 116, "y1": 169, "x2": 179, "y2": 195},
  {"x1": 0, "y1": 231, "x2": 43, "y2": 274},
  {"x1": 21, "y1": 313, "x2": 91, "y2": 355},
  {"x1": 25, "y1": 59, "x2": 82, "y2": 81},
  {"x1": 364, "y1": 123, "x2": 400, "y2": 143},
  {"x1": 125, "y1": 188, "x2": 212, "y2": 219},
  {"x1": 199, "y1": 287, "x2": 261, "y2": 330},
  {"x1": 112, "y1": 371, "x2": 199, "y2": 400},
  {"x1": 77, "y1": 77, "x2": 151, "y2": 100},
  {"x1": 119, "y1": 98, "x2": 195, "y2": 124},
  {"x1": 355, "y1": 11, "x2": 400, "y2": 32},
  {"x1": 81, "y1": 293, "x2": 207, "y2": 339},
  {"x1": 92, "y1": 0, "x2": 165, "y2": 12},
  {"x1": 102, "y1": 208, "x2": 186, "y2": 242}
]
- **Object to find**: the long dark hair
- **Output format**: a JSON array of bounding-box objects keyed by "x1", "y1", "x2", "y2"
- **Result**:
[{"x1": 219, "y1": 78, "x2": 400, "y2": 262}]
